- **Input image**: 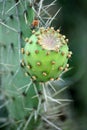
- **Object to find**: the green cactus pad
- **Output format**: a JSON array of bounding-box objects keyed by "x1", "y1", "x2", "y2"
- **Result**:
[{"x1": 23, "y1": 27, "x2": 71, "y2": 82}]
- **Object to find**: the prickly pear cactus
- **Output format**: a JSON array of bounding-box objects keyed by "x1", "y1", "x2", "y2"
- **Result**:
[
  {"x1": 22, "y1": 27, "x2": 70, "y2": 82},
  {"x1": 0, "y1": 0, "x2": 75, "y2": 130},
  {"x1": 0, "y1": 0, "x2": 40, "y2": 129}
]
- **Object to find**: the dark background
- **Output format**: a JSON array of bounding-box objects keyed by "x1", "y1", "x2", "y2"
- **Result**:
[{"x1": 54, "y1": 0, "x2": 87, "y2": 129}]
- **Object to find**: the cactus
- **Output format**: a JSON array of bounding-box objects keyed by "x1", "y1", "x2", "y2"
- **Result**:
[
  {"x1": 22, "y1": 27, "x2": 70, "y2": 82},
  {"x1": 0, "y1": 0, "x2": 74, "y2": 130}
]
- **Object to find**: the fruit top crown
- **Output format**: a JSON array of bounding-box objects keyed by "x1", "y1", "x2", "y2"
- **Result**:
[{"x1": 37, "y1": 27, "x2": 66, "y2": 51}]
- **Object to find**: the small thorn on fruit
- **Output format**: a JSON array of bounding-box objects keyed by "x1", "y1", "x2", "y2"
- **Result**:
[
  {"x1": 32, "y1": 76, "x2": 37, "y2": 80},
  {"x1": 25, "y1": 72, "x2": 29, "y2": 76},
  {"x1": 57, "y1": 29, "x2": 60, "y2": 32},
  {"x1": 67, "y1": 54, "x2": 71, "y2": 58},
  {"x1": 37, "y1": 62, "x2": 41, "y2": 66},
  {"x1": 35, "y1": 50, "x2": 39, "y2": 54},
  {"x1": 51, "y1": 61, "x2": 56, "y2": 65},
  {"x1": 66, "y1": 39, "x2": 69, "y2": 42},
  {"x1": 21, "y1": 48, "x2": 25, "y2": 54},
  {"x1": 61, "y1": 52, "x2": 65, "y2": 56},
  {"x1": 50, "y1": 78, "x2": 54, "y2": 81},
  {"x1": 69, "y1": 51, "x2": 72, "y2": 55},
  {"x1": 25, "y1": 37, "x2": 29, "y2": 42},
  {"x1": 63, "y1": 35, "x2": 66, "y2": 39},
  {"x1": 27, "y1": 65, "x2": 31, "y2": 69},
  {"x1": 26, "y1": 51, "x2": 30, "y2": 56},
  {"x1": 58, "y1": 66, "x2": 63, "y2": 71},
  {"x1": 56, "y1": 77, "x2": 60, "y2": 80},
  {"x1": 32, "y1": 30, "x2": 35, "y2": 34},
  {"x1": 64, "y1": 67, "x2": 68, "y2": 71},
  {"x1": 42, "y1": 72, "x2": 47, "y2": 76},
  {"x1": 29, "y1": 39, "x2": 32, "y2": 44},
  {"x1": 46, "y1": 51, "x2": 50, "y2": 55},
  {"x1": 66, "y1": 64, "x2": 69, "y2": 68}
]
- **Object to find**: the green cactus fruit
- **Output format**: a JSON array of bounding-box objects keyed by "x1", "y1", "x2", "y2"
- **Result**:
[{"x1": 22, "y1": 27, "x2": 71, "y2": 82}]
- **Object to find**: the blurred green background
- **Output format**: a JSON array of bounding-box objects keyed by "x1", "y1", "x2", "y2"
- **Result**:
[{"x1": 54, "y1": 0, "x2": 87, "y2": 129}]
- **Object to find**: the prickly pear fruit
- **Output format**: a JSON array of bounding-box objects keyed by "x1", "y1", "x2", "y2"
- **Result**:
[{"x1": 22, "y1": 27, "x2": 71, "y2": 82}]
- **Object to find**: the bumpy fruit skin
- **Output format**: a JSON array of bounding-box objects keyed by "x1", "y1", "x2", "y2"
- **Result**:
[{"x1": 22, "y1": 27, "x2": 70, "y2": 82}]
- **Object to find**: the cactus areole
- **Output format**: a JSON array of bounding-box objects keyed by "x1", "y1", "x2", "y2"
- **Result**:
[{"x1": 22, "y1": 27, "x2": 71, "y2": 82}]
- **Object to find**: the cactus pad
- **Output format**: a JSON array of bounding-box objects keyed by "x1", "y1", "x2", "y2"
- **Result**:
[{"x1": 22, "y1": 27, "x2": 71, "y2": 82}]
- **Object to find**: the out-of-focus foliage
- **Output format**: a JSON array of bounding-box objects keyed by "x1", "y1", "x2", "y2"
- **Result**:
[{"x1": 54, "y1": 0, "x2": 87, "y2": 129}]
